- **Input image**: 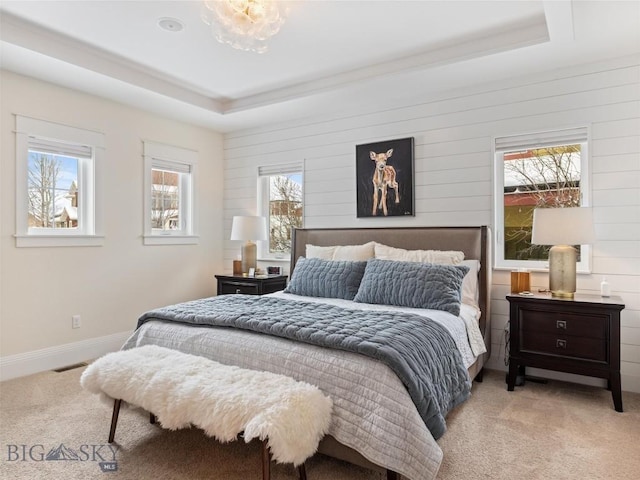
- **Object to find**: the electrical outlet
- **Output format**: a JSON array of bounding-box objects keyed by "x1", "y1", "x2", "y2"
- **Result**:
[{"x1": 72, "y1": 315, "x2": 81, "y2": 329}]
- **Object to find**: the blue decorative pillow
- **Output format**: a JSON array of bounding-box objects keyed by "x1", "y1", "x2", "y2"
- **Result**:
[
  {"x1": 353, "y1": 259, "x2": 469, "y2": 316},
  {"x1": 284, "y1": 257, "x2": 367, "y2": 300}
]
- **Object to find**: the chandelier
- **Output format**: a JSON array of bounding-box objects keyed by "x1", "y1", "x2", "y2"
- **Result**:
[{"x1": 201, "y1": 0, "x2": 288, "y2": 54}]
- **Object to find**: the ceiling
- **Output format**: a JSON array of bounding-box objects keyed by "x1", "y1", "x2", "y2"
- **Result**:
[{"x1": 1, "y1": 1, "x2": 639, "y2": 133}]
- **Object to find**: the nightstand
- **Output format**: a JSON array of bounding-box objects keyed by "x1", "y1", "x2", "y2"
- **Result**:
[
  {"x1": 215, "y1": 274, "x2": 288, "y2": 296},
  {"x1": 506, "y1": 292, "x2": 625, "y2": 412}
]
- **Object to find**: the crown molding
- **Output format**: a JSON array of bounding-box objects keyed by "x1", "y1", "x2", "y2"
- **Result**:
[
  {"x1": 224, "y1": 14, "x2": 550, "y2": 113},
  {"x1": 0, "y1": 12, "x2": 225, "y2": 114},
  {"x1": 1, "y1": 10, "x2": 549, "y2": 117}
]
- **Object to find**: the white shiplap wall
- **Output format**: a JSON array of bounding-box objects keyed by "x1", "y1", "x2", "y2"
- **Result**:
[{"x1": 223, "y1": 55, "x2": 640, "y2": 393}]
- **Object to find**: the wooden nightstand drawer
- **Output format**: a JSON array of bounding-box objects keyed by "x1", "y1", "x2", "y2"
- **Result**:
[
  {"x1": 520, "y1": 331, "x2": 607, "y2": 362},
  {"x1": 219, "y1": 282, "x2": 259, "y2": 295},
  {"x1": 520, "y1": 309, "x2": 606, "y2": 339}
]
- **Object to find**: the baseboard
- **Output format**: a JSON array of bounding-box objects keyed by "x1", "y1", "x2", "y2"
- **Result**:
[
  {"x1": 621, "y1": 374, "x2": 640, "y2": 394},
  {"x1": 0, "y1": 331, "x2": 132, "y2": 382}
]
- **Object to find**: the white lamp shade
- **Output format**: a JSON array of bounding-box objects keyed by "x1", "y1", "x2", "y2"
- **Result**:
[
  {"x1": 230, "y1": 216, "x2": 268, "y2": 241},
  {"x1": 532, "y1": 207, "x2": 595, "y2": 246}
]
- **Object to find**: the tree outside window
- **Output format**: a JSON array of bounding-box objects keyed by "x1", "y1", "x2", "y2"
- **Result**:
[
  {"x1": 28, "y1": 152, "x2": 79, "y2": 230},
  {"x1": 267, "y1": 174, "x2": 303, "y2": 254},
  {"x1": 151, "y1": 168, "x2": 180, "y2": 230},
  {"x1": 502, "y1": 144, "x2": 582, "y2": 261}
]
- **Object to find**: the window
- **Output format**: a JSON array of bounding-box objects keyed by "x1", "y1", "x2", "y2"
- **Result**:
[
  {"x1": 143, "y1": 141, "x2": 198, "y2": 245},
  {"x1": 15, "y1": 115, "x2": 104, "y2": 247},
  {"x1": 257, "y1": 163, "x2": 304, "y2": 259},
  {"x1": 493, "y1": 127, "x2": 591, "y2": 271}
]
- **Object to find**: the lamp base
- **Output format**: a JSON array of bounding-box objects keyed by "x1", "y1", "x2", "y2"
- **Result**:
[
  {"x1": 549, "y1": 244, "x2": 577, "y2": 299},
  {"x1": 551, "y1": 291, "x2": 575, "y2": 299},
  {"x1": 241, "y1": 241, "x2": 257, "y2": 274}
]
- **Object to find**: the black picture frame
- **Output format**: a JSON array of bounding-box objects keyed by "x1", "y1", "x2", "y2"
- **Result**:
[{"x1": 356, "y1": 137, "x2": 414, "y2": 218}]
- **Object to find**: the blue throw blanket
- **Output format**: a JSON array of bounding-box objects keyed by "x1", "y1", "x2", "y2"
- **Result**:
[{"x1": 137, "y1": 295, "x2": 471, "y2": 439}]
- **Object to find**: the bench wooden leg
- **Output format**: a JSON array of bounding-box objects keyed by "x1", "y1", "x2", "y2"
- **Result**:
[
  {"x1": 261, "y1": 440, "x2": 271, "y2": 480},
  {"x1": 298, "y1": 463, "x2": 307, "y2": 480},
  {"x1": 261, "y1": 440, "x2": 307, "y2": 480},
  {"x1": 108, "y1": 399, "x2": 122, "y2": 443}
]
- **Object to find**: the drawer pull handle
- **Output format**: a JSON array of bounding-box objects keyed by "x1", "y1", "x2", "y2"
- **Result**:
[
  {"x1": 235, "y1": 289, "x2": 241, "y2": 294},
  {"x1": 556, "y1": 339, "x2": 567, "y2": 349},
  {"x1": 556, "y1": 320, "x2": 567, "y2": 330}
]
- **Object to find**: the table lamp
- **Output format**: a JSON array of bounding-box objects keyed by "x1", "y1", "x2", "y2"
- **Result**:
[
  {"x1": 230, "y1": 216, "x2": 268, "y2": 274},
  {"x1": 531, "y1": 207, "x2": 595, "y2": 298}
]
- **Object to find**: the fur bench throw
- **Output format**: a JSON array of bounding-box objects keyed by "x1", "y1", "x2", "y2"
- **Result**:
[{"x1": 80, "y1": 345, "x2": 332, "y2": 466}]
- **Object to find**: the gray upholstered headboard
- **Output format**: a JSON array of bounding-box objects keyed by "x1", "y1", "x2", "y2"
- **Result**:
[{"x1": 290, "y1": 226, "x2": 491, "y2": 345}]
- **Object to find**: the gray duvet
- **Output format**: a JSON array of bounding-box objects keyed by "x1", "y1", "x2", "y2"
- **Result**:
[{"x1": 137, "y1": 294, "x2": 471, "y2": 439}]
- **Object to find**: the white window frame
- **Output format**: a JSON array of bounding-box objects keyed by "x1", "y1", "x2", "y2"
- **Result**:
[
  {"x1": 493, "y1": 126, "x2": 592, "y2": 272},
  {"x1": 15, "y1": 115, "x2": 104, "y2": 248},
  {"x1": 143, "y1": 141, "x2": 198, "y2": 246},
  {"x1": 257, "y1": 163, "x2": 304, "y2": 260}
]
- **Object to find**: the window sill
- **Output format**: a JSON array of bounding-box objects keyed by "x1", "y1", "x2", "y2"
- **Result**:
[
  {"x1": 257, "y1": 257, "x2": 290, "y2": 263},
  {"x1": 143, "y1": 234, "x2": 199, "y2": 246},
  {"x1": 493, "y1": 265, "x2": 592, "y2": 274},
  {"x1": 15, "y1": 234, "x2": 105, "y2": 248}
]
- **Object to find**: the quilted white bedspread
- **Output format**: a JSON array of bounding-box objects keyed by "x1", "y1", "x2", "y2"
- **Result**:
[{"x1": 122, "y1": 294, "x2": 483, "y2": 480}]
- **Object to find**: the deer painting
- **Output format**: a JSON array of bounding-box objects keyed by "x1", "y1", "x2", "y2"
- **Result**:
[{"x1": 370, "y1": 149, "x2": 399, "y2": 216}]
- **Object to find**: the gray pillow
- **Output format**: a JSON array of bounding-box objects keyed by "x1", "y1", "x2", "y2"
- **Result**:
[
  {"x1": 353, "y1": 259, "x2": 469, "y2": 315},
  {"x1": 284, "y1": 257, "x2": 367, "y2": 300}
]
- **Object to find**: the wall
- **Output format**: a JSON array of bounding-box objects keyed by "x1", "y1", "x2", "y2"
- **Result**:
[
  {"x1": 0, "y1": 71, "x2": 224, "y2": 378},
  {"x1": 222, "y1": 55, "x2": 640, "y2": 392}
]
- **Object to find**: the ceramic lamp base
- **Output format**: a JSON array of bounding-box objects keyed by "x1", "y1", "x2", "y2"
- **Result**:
[
  {"x1": 241, "y1": 241, "x2": 257, "y2": 274},
  {"x1": 549, "y1": 244, "x2": 577, "y2": 298}
]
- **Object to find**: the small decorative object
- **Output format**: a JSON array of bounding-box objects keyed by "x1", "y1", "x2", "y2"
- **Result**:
[
  {"x1": 267, "y1": 266, "x2": 282, "y2": 275},
  {"x1": 248, "y1": 267, "x2": 256, "y2": 277},
  {"x1": 510, "y1": 269, "x2": 531, "y2": 294},
  {"x1": 230, "y1": 216, "x2": 268, "y2": 274},
  {"x1": 531, "y1": 207, "x2": 595, "y2": 298},
  {"x1": 255, "y1": 268, "x2": 268, "y2": 279},
  {"x1": 600, "y1": 277, "x2": 611, "y2": 297},
  {"x1": 356, "y1": 137, "x2": 414, "y2": 218},
  {"x1": 233, "y1": 258, "x2": 243, "y2": 276}
]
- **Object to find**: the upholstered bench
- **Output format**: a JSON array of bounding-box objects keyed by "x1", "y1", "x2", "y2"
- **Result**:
[{"x1": 80, "y1": 345, "x2": 332, "y2": 480}]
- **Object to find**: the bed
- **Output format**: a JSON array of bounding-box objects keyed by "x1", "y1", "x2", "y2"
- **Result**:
[{"x1": 122, "y1": 226, "x2": 491, "y2": 480}]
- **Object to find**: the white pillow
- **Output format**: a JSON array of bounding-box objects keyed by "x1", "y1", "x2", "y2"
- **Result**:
[
  {"x1": 374, "y1": 243, "x2": 464, "y2": 264},
  {"x1": 305, "y1": 244, "x2": 335, "y2": 260},
  {"x1": 460, "y1": 259, "x2": 480, "y2": 309},
  {"x1": 306, "y1": 242, "x2": 375, "y2": 261}
]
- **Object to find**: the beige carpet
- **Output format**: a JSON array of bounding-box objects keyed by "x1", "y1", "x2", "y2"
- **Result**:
[{"x1": 1, "y1": 367, "x2": 638, "y2": 480}]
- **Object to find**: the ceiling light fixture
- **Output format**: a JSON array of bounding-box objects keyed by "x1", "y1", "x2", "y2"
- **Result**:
[{"x1": 201, "y1": 0, "x2": 288, "y2": 54}]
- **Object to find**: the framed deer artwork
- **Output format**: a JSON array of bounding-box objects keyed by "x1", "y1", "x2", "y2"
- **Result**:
[{"x1": 356, "y1": 137, "x2": 414, "y2": 218}]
